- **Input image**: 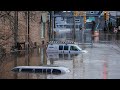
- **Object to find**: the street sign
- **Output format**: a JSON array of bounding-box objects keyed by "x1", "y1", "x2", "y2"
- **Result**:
[{"x1": 84, "y1": 16, "x2": 86, "y2": 24}]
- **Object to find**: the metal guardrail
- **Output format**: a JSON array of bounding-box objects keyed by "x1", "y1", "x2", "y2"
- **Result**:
[
  {"x1": 54, "y1": 30, "x2": 93, "y2": 47},
  {"x1": 99, "y1": 33, "x2": 120, "y2": 43},
  {"x1": 115, "y1": 40, "x2": 120, "y2": 46},
  {"x1": 49, "y1": 41, "x2": 75, "y2": 44}
]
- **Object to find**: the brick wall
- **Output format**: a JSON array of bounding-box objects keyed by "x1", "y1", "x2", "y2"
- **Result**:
[{"x1": 0, "y1": 11, "x2": 49, "y2": 53}]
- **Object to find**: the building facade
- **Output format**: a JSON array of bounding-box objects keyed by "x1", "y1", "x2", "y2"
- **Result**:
[{"x1": 0, "y1": 11, "x2": 49, "y2": 53}]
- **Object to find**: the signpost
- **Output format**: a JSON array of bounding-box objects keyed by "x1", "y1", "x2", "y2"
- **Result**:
[
  {"x1": 73, "y1": 11, "x2": 86, "y2": 49},
  {"x1": 82, "y1": 12, "x2": 86, "y2": 49}
]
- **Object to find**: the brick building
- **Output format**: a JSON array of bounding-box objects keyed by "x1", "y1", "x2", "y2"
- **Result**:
[{"x1": 0, "y1": 11, "x2": 49, "y2": 53}]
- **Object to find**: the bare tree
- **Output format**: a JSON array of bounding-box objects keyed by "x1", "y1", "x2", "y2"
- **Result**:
[{"x1": 0, "y1": 11, "x2": 43, "y2": 56}]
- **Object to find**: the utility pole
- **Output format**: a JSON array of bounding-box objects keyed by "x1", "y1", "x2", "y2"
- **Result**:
[
  {"x1": 49, "y1": 11, "x2": 52, "y2": 41},
  {"x1": 49, "y1": 12, "x2": 51, "y2": 41},
  {"x1": 14, "y1": 11, "x2": 18, "y2": 48},
  {"x1": 52, "y1": 11, "x2": 54, "y2": 41},
  {"x1": 73, "y1": 15, "x2": 76, "y2": 42},
  {"x1": 25, "y1": 11, "x2": 30, "y2": 53},
  {"x1": 13, "y1": 11, "x2": 18, "y2": 71},
  {"x1": 73, "y1": 11, "x2": 78, "y2": 42},
  {"x1": 25, "y1": 11, "x2": 30, "y2": 66},
  {"x1": 82, "y1": 11, "x2": 86, "y2": 49},
  {"x1": 13, "y1": 11, "x2": 18, "y2": 79}
]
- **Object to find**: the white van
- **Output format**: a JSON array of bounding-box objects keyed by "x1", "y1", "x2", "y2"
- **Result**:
[{"x1": 46, "y1": 41, "x2": 87, "y2": 53}]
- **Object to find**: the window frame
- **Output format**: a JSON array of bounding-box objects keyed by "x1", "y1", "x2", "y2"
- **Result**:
[
  {"x1": 41, "y1": 22, "x2": 45, "y2": 38},
  {"x1": 70, "y1": 46, "x2": 79, "y2": 51}
]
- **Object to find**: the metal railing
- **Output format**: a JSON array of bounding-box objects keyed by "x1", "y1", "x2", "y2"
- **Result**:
[{"x1": 99, "y1": 32, "x2": 120, "y2": 44}]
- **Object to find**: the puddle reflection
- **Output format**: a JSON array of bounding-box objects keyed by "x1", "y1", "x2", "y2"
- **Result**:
[{"x1": 47, "y1": 52, "x2": 80, "y2": 61}]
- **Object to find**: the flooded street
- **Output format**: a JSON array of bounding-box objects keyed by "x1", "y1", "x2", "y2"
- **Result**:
[
  {"x1": 1, "y1": 11, "x2": 120, "y2": 79},
  {"x1": 0, "y1": 43, "x2": 120, "y2": 79}
]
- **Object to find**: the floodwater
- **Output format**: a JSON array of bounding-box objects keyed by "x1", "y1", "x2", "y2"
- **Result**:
[{"x1": 0, "y1": 43, "x2": 120, "y2": 79}]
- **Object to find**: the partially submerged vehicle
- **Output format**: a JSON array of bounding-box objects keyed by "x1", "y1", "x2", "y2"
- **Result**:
[
  {"x1": 46, "y1": 41, "x2": 87, "y2": 53},
  {"x1": 11, "y1": 65, "x2": 70, "y2": 74}
]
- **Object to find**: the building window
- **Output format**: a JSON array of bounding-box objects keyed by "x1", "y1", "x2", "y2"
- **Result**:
[{"x1": 41, "y1": 22, "x2": 45, "y2": 38}]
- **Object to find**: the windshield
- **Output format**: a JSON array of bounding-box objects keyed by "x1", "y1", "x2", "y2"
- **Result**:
[{"x1": 75, "y1": 45, "x2": 82, "y2": 51}]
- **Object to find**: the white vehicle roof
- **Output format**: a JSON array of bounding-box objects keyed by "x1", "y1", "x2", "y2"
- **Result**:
[
  {"x1": 11, "y1": 65, "x2": 70, "y2": 74},
  {"x1": 12, "y1": 66, "x2": 68, "y2": 70},
  {"x1": 48, "y1": 41, "x2": 76, "y2": 44}
]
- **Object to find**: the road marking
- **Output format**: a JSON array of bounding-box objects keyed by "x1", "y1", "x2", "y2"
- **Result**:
[{"x1": 103, "y1": 62, "x2": 107, "y2": 79}]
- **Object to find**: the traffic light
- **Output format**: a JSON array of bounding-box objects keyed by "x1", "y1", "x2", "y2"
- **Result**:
[
  {"x1": 104, "y1": 11, "x2": 107, "y2": 20},
  {"x1": 74, "y1": 11, "x2": 79, "y2": 16},
  {"x1": 83, "y1": 16, "x2": 86, "y2": 24},
  {"x1": 104, "y1": 11, "x2": 109, "y2": 21}
]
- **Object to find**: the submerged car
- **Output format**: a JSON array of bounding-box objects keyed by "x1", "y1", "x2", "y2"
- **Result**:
[{"x1": 11, "y1": 65, "x2": 70, "y2": 74}]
